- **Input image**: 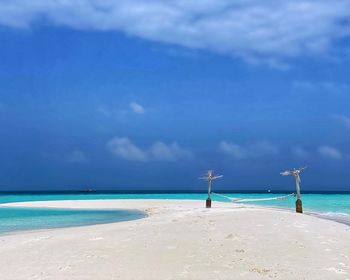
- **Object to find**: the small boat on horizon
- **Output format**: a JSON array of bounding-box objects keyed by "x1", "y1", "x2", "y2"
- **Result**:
[{"x1": 79, "y1": 188, "x2": 96, "y2": 193}]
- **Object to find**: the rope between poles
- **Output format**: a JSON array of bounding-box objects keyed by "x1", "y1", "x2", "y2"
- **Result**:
[{"x1": 212, "y1": 192, "x2": 295, "y2": 203}]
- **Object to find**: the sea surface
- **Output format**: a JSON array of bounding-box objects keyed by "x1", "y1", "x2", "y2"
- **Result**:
[
  {"x1": 0, "y1": 192, "x2": 349, "y2": 233},
  {"x1": 0, "y1": 204, "x2": 146, "y2": 234}
]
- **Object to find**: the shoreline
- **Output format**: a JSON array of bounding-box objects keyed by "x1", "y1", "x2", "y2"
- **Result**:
[
  {"x1": 4, "y1": 198, "x2": 349, "y2": 229},
  {"x1": 0, "y1": 199, "x2": 349, "y2": 279}
]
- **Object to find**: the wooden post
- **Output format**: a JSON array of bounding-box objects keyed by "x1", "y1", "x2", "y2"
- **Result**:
[
  {"x1": 296, "y1": 199, "x2": 302, "y2": 213},
  {"x1": 295, "y1": 178, "x2": 302, "y2": 213},
  {"x1": 206, "y1": 180, "x2": 212, "y2": 208},
  {"x1": 206, "y1": 198, "x2": 211, "y2": 208}
]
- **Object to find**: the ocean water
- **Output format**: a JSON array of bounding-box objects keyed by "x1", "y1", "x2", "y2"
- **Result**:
[
  {"x1": 214, "y1": 193, "x2": 350, "y2": 225},
  {"x1": 0, "y1": 206, "x2": 145, "y2": 234},
  {"x1": 0, "y1": 192, "x2": 349, "y2": 233}
]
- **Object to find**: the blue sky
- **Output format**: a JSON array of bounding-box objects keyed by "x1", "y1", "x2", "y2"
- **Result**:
[{"x1": 0, "y1": 1, "x2": 350, "y2": 191}]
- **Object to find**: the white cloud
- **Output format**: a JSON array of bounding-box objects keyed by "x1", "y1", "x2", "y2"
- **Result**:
[
  {"x1": 64, "y1": 150, "x2": 90, "y2": 163},
  {"x1": 1, "y1": 1, "x2": 350, "y2": 65},
  {"x1": 318, "y1": 145, "x2": 342, "y2": 160},
  {"x1": 220, "y1": 140, "x2": 279, "y2": 159},
  {"x1": 96, "y1": 103, "x2": 147, "y2": 119},
  {"x1": 149, "y1": 141, "x2": 192, "y2": 161},
  {"x1": 220, "y1": 141, "x2": 247, "y2": 159},
  {"x1": 334, "y1": 115, "x2": 350, "y2": 129},
  {"x1": 292, "y1": 147, "x2": 310, "y2": 158},
  {"x1": 107, "y1": 137, "x2": 192, "y2": 162},
  {"x1": 130, "y1": 102, "x2": 145, "y2": 114},
  {"x1": 107, "y1": 137, "x2": 148, "y2": 161}
]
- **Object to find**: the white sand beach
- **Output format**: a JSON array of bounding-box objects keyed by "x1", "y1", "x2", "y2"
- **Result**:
[{"x1": 1, "y1": 199, "x2": 349, "y2": 280}]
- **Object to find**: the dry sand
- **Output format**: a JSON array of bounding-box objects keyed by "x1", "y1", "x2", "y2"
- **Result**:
[{"x1": 0, "y1": 199, "x2": 349, "y2": 280}]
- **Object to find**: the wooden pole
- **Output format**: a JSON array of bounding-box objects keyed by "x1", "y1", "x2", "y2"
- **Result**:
[
  {"x1": 296, "y1": 199, "x2": 302, "y2": 213},
  {"x1": 295, "y1": 177, "x2": 303, "y2": 213},
  {"x1": 206, "y1": 197, "x2": 211, "y2": 208},
  {"x1": 206, "y1": 180, "x2": 212, "y2": 208}
]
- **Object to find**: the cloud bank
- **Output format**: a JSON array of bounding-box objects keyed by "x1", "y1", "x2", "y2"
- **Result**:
[
  {"x1": 220, "y1": 140, "x2": 279, "y2": 159},
  {"x1": 107, "y1": 137, "x2": 192, "y2": 162},
  {"x1": 318, "y1": 145, "x2": 343, "y2": 160},
  {"x1": 1, "y1": 1, "x2": 350, "y2": 64}
]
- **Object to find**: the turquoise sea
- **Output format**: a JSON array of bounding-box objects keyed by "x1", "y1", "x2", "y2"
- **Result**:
[
  {"x1": 0, "y1": 207, "x2": 146, "y2": 234},
  {"x1": 0, "y1": 192, "x2": 349, "y2": 233}
]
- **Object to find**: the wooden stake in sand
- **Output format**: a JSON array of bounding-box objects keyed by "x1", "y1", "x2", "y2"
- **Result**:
[{"x1": 199, "y1": 170, "x2": 223, "y2": 208}]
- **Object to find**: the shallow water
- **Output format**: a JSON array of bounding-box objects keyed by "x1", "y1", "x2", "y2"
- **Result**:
[
  {"x1": 0, "y1": 206, "x2": 146, "y2": 234},
  {"x1": 215, "y1": 193, "x2": 350, "y2": 225}
]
